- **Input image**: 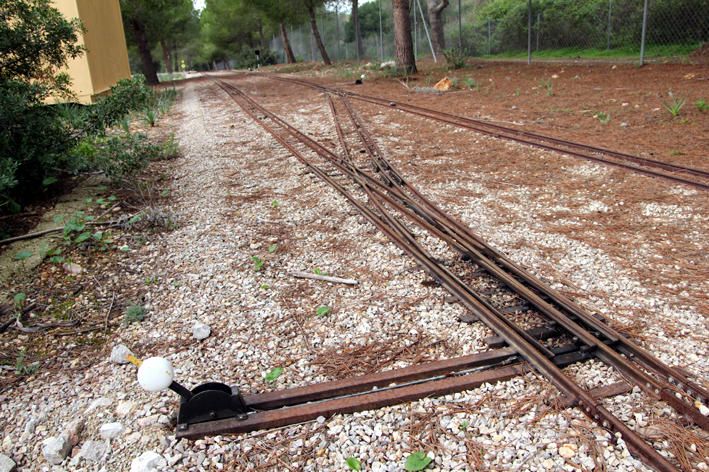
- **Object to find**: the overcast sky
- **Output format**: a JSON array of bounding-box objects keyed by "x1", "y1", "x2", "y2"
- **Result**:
[{"x1": 191, "y1": 0, "x2": 375, "y2": 12}]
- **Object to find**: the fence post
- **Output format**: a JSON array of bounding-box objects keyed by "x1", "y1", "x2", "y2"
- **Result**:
[
  {"x1": 416, "y1": 0, "x2": 437, "y2": 62},
  {"x1": 536, "y1": 12, "x2": 540, "y2": 51},
  {"x1": 458, "y1": 0, "x2": 463, "y2": 50},
  {"x1": 379, "y1": 0, "x2": 384, "y2": 61},
  {"x1": 606, "y1": 0, "x2": 612, "y2": 50},
  {"x1": 487, "y1": 18, "x2": 491, "y2": 55},
  {"x1": 335, "y1": 2, "x2": 340, "y2": 61},
  {"x1": 639, "y1": 0, "x2": 649, "y2": 65},
  {"x1": 413, "y1": 0, "x2": 417, "y2": 60},
  {"x1": 527, "y1": 0, "x2": 532, "y2": 64}
]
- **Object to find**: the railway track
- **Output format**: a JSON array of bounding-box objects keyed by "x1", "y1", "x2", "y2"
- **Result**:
[
  {"x1": 211, "y1": 77, "x2": 707, "y2": 471},
  {"x1": 266, "y1": 74, "x2": 709, "y2": 191}
]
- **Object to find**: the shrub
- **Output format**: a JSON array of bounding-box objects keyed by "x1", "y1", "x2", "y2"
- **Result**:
[
  {"x1": 443, "y1": 48, "x2": 467, "y2": 69},
  {"x1": 124, "y1": 304, "x2": 146, "y2": 323},
  {"x1": 71, "y1": 132, "x2": 162, "y2": 183}
]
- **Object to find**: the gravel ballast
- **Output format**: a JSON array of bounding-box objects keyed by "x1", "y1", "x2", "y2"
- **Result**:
[{"x1": 0, "y1": 77, "x2": 705, "y2": 471}]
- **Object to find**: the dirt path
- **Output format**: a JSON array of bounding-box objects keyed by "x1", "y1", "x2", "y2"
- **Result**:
[{"x1": 1, "y1": 76, "x2": 706, "y2": 471}]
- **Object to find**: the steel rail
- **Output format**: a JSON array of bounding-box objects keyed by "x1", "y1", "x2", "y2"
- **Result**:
[
  {"x1": 329, "y1": 93, "x2": 709, "y2": 427},
  {"x1": 216, "y1": 79, "x2": 682, "y2": 471},
  {"x1": 266, "y1": 74, "x2": 709, "y2": 190},
  {"x1": 222, "y1": 77, "x2": 707, "y2": 428}
]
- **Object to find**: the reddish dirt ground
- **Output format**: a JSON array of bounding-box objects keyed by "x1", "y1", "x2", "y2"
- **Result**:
[{"x1": 306, "y1": 60, "x2": 709, "y2": 171}]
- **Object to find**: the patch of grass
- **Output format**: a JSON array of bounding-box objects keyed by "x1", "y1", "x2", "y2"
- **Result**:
[
  {"x1": 271, "y1": 199, "x2": 280, "y2": 208},
  {"x1": 15, "y1": 348, "x2": 39, "y2": 376},
  {"x1": 458, "y1": 420, "x2": 470, "y2": 432},
  {"x1": 595, "y1": 111, "x2": 611, "y2": 124},
  {"x1": 463, "y1": 77, "x2": 478, "y2": 91},
  {"x1": 664, "y1": 97, "x2": 685, "y2": 117},
  {"x1": 124, "y1": 304, "x2": 146, "y2": 323},
  {"x1": 695, "y1": 98, "x2": 708, "y2": 113},
  {"x1": 267, "y1": 243, "x2": 278, "y2": 254},
  {"x1": 143, "y1": 108, "x2": 157, "y2": 127},
  {"x1": 540, "y1": 79, "x2": 554, "y2": 96},
  {"x1": 251, "y1": 256, "x2": 264, "y2": 272},
  {"x1": 479, "y1": 43, "x2": 700, "y2": 60}
]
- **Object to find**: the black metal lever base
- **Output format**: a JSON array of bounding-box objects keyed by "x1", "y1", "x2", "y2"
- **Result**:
[{"x1": 176, "y1": 382, "x2": 249, "y2": 431}]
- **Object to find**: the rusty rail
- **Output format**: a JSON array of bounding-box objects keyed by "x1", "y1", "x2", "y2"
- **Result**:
[
  {"x1": 213, "y1": 78, "x2": 705, "y2": 471},
  {"x1": 266, "y1": 74, "x2": 709, "y2": 190}
]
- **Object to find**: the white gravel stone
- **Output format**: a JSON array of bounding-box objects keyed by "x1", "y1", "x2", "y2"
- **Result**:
[
  {"x1": 99, "y1": 422, "x2": 125, "y2": 440},
  {"x1": 110, "y1": 344, "x2": 133, "y2": 364},
  {"x1": 130, "y1": 451, "x2": 166, "y2": 472},
  {"x1": 41, "y1": 436, "x2": 70, "y2": 465},
  {"x1": 191, "y1": 321, "x2": 211, "y2": 340},
  {"x1": 0, "y1": 454, "x2": 16, "y2": 472},
  {"x1": 79, "y1": 440, "x2": 108, "y2": 462}
]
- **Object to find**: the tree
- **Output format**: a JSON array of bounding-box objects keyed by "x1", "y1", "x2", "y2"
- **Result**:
[
  {"x1": 427, "y1": 0, "x2": 449, "y2": 56},
  {"x1": 392, "y1": 0, "x2": 416, "y2": 73},
  {"x1": 351, "y1": 0, "x2": 363, "y2": 59},
  {"x1": 246, "y1": 0, "x2": 304, "y2": 64},
  {"x1": 304, "y1": 0, "x2": 331, "y2": 64},
  {"x1": 345, "y1": 1, "x2": 390, "y2": 42},
  {"x1": 0, "y1": 0, "x2": 84, "y2": 208},
  {"x1": 120, "y1": 0, "x2": 162, "y2": 83}
]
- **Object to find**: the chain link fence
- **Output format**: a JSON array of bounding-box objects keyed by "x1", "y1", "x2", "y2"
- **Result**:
[{"x1": 268, "y1": 0, "x2": 708, "y2": 65}]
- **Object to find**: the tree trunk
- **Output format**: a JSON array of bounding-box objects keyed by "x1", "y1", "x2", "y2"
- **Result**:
[
  {"x1": 160, "y1": 40, "x2": 173, "y2": 74},
  {"x1": 352, "y1": 0, "x2": 364, "y2": 60},
  {"x1": 308, "y1": 5, "x2": 331, "y2": 65},
  {"x1": 130, "y1": 18, "x2": 159, "y2": 84},
  {"x1": 392, "y1": 0, "x2": 416, "y2": 73},
  {"x1": 258, "y1": 20, "x2": 266, "y2": 50},
  {"x1": 280, "y1": 22, "x2": 296, "y2": 64},
  {"x1": 427, "y1": 0, "x2": 449, "y2": 56}
]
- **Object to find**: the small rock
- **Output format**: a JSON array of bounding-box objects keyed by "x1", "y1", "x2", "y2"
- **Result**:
[
  {"x1": 0, "y1": 454, "x2": 16, "y2": 472},
  {"x1": 116, "y1": 400, "x2": 136, "y2": 417},
  {"x1": 542, "y1": 458, "x2": 555, "y2": 469},
  {"x1": 620, "y1": 122, "x2": 629, "y2": 128},
  {"x1": 63, "y1": 418, "x2": 85, "y2": 447},
  {"x1": 63, "y1": 262, "x2": 83, "y2": 274},
  {"x1": 131, "y1": 451, "x2": 166, "y2": 472},
  {"x1": 79, "y1": 440, "x2": 107, "y2": 462},
  {"x1": 559, "y1": 444, "x2": 576, "y2": 459},
  {"x1": 100, "y1": 422, "x2": 124, "y2": 440},
  {"x1": 42, "y1": 436, "x2": 71, "y2": 465},
  {"x1": 110, "y1": 344, "x2": 133, "y2": 364},
  {"x1": 86, "y1": 397, "x2": 112, "y2": 412},
  {"x1": 192, "y1": 322, "x2": 211, "y2": 340}
]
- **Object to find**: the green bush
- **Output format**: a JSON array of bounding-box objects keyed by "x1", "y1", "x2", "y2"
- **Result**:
[
  {"x1": 71, "y1": 132, "x2": 162, "y2": 183},
  {"x1": 234, "y1": 47, "x2": 277, "y2": 69},
  {"x1": 443, "y1": 48, "x2": 467, "y2": 69}
]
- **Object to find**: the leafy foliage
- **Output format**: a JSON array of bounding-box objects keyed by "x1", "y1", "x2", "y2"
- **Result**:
[
  {"x1": 664, "y1": 97, "x2": 685, "y2": 117},
  {"x1": 316, "y1": 305, "x2": 331, "y2": 317},
  {"x1": 696, "y1": 99, "x2": 708, "y2": 113},
  {"x1": 252, "y1": 255, "x2": 265, "y2": 272},
  {"x1": 264, "y1": 366, "x2": 283, "y2": 383},
  {"x1": 345, "y1": 457, "x2": 362, "y2": 471},
  {"x1": 443, "y1": 48, "x2": 467, "y2": 69},
  {"x1": 404, "y1": 451, "x2": 433, "y2": 471},
  {"x1": 15, "y1": 348, "x2": 39, "y2": 376},
  {"x1": 124, "y1": 304, "x2": 146, "y2": 323},
  {"x1": 596, "y1": 111, "x2": 611, "y2": 124}
]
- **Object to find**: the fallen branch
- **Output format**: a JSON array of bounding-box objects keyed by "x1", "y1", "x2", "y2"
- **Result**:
[
  {"x1": 0, "y1": 213, "x2": 139, "y2": 246},
  {"x1": 290, "y1": 271, "x2": 358, "y2": 286}
]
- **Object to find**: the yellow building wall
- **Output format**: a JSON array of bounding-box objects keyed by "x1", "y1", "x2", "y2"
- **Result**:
[{"x1": 52, "y1": 0, "x2": 131, "y2": 104}]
